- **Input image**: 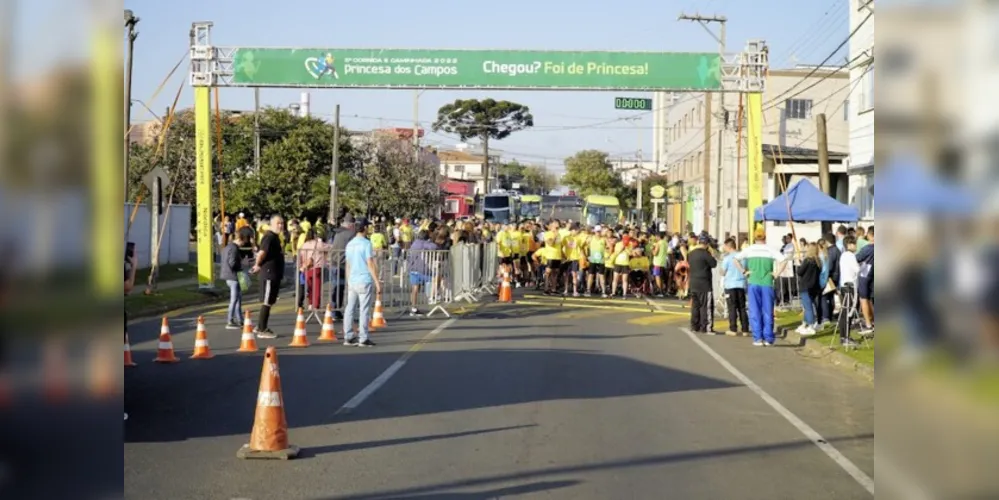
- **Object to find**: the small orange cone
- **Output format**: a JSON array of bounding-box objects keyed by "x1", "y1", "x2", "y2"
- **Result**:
[
  {"x1": 238, "y1": 310, "x2": 259, "y2": 353},
  {"x1": 190, "y1": 316, "x2": 215, "y2": 359},
  {"x1": 289, "y1": 308, "x2": 310, "y2": 347},
  {"x1": 369, "y1": 295, "x2": 387, "y2": 329},
  {"x1": 124, "y1": 332, "x2": 137, "y2": 367},
  {"x1": 154, "y1": 317, "x2": 180, "y2": 363},
  {"x1": 317, "y1": 304, "x2": 338, "y2": 342},
  {"x1": 498, "y1": 273, "x2": 513, "y2": 303},
  {"x1": 236, "y1": 347, "x2": 300, "y2": 460}
]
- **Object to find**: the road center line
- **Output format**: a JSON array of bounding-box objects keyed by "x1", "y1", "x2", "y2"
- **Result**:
[
  {"x1": 680, "y1": 327, "x2": 875, "y2": 496},
  {"x1": 335, "y1": 318, "x2": 457, "y2": 416}
]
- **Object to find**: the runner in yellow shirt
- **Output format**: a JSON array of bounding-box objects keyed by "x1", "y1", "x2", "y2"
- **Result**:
[
  {"x1": 535, "y1": 221, "x2": 563, "y2": 295},
  {"x1": 496, "y1": 224, "x2": 515, "y2": 280},
  {"x1": 519, "y1": 223, "x2": 534, "y2": 287},
  {"x1": 629, "y1": 249, "x2": 651, "y2": 297},
  {"x1": 610, "y1": 239, "x2": 632, "y2": 298},
  {"x1": 561, "y1": 223, "x2": 585, "y2": 296},
  {"x1": 585, "y1": 226, "x2": 606, "y2": 297}
]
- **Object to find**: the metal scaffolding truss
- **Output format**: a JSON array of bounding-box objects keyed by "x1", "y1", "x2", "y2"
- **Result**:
[{"x1": 189, "y1": 22, "x2": 768, "y2": 93}]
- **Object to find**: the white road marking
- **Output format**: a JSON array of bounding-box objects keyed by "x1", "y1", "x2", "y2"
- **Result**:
[
  {"x1": 335, "y1": 318, "x2": 457, "y2": 415},
  {"x1": 680, "y1": 327, "x2": 875, "y2": 496}
]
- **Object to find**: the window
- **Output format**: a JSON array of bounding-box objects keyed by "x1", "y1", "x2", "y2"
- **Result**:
[
  {"x1": 859, "y1": 67, "x2": 874, "y2": 112},
  {"x1": 784, "y1": 99, "x2": 813, "y2": 120}
]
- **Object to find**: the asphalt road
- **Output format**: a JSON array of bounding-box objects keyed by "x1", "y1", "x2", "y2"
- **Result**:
[{"x1": 124, "y1": 293, "x2": 874, "y2": 499}]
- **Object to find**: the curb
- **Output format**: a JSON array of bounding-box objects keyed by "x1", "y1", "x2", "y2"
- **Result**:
[{"x1": 779, "y1": 326, "x2": 874, "y2": 383}]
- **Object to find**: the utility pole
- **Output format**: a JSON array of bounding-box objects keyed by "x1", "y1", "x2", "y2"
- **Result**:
[
  {"x1": 678, "y1": 12, "x2": 726, "y2": 235},
  {"x1": 124, "y1": 10, "x2": 139, "y2": 201},
  {"x1": 413, "y1": 89, "x2": 420, "y2": 162},
  {"x1": 816, "y1": 113, "x2": 830, "y2": 195},
  {"x1": 329, "y1": 104, "x2": 340, "y2": 225},
  {"x1": 253, "y1": 88, "x2": 261, "y2": 172}
]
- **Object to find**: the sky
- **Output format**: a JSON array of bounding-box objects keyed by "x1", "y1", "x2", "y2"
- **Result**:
[{"x1": 28, "y1": 0, "x2": 849, "y2": 171}]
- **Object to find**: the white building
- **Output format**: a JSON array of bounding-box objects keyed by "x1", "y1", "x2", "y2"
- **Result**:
[
  {"x1": 438, "y1": 150, "x2": 501, "y2": 195},
  {"x1": 847, "y1": 0, "x2": 875, "y2": 224},
  {"x1": 658, "y1": 66, "x2": 850, "y2": 239},
  {"x1": 609, "y1": 158, "x2": 657, "y2": 185}
]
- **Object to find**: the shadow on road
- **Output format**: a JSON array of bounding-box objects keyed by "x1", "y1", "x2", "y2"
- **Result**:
[
  {"x1": 125, "y1": 347, "x2": 736, "y2": 444},
  {"x1": 418, "y1": 333, "x2": 661, "y2": 343},
  {"x1": 330, "y1": 434, "x2": 873, "y2": 500},
  {"x1": 299, "y1": 425, "x2": 535, "y2": 458},
  {"x1": 329, "y1": 480, "x2": 581, "y2": 499}
]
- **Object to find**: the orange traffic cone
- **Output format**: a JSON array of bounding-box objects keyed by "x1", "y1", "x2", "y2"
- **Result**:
[
  {"x1": 498, "y1": 273, "x2": 513, "y2": 303},
  {"x1": 124, "y1": 332, "x2": 137, "y2": 367},
  {"x1": 289, "y1": 308, "x2": 310, "y2": 347},
  {"x1": 317, "y1": 304, "x2": 338, "y2": 342},
  {"x1": 238, "y1": 310, "x2": 259, "y2": 353},
  {"x1": 236, "y1": 347, "x2": 300, "y2": 460},
  {"x1": 370, "y1": 295, "x2": 387, "y2": 329},
  {"x1": 154, "y1": 317, "x2": 180, "y2": 363},
  {"x1": 190, "y1": 316, "x2": 215, "y2": 359}
]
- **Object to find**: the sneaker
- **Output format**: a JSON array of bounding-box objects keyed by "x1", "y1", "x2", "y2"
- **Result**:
[
  {"x1": 584, "y1": 292, "x2": 592, "y2": 297},
  {"x1": 764, "y1": 341, "x2": 775, "y2": 347},
  {"x1": 225, "y1": 322, "x2": 241, "y2": 330},
  {"x1": 343, "y1": 337, "x2": 358, "y2": 346},
  {"x1": 753, "y1": 341, "x2": 764, "y2": 347},
  {"x1": 409, "y1": 307, "x2": 420, "y2": 317},
  {"x1": 726, "y1": 330, "x2": 738, "y2": 336},
  {"x1": 357, "y1": 339, "x2": 376, "y2": 347},
  {"x1": 255, "y1": 329, "x2": 277, "y2": 339},
  {"x1": 573, "y1": 292, "x2": 580, "y2": 298},
  {"x1": 602, "y1": 294, "x2": 609, "y2": 299},
  {"x1": 800, "y1": 326, "x2": 817, "y2": 337}
]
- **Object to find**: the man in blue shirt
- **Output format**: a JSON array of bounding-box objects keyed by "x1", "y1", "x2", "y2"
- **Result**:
[
  {"x1": 720, "y1": 238, "x2": 750, "y2": 336},
  {"x1": 343, "y1": 219, "x2": 381, "y2": 347}
]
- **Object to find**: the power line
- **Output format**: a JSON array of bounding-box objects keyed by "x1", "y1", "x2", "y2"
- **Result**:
[{"x1": 763, "y1": 9, "x2": 873, "y2": 109}]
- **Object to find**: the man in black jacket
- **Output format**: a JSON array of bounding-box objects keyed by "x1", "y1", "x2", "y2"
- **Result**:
[
  {"x1": 822, "y1": 232, "x2": 842, "y2": 325},
  {"x1": 251, "y1": 216, "x2": 285, "y2": 338},
  {"x1": 688, "y1": 234, "x2": 718, "y2": 333}
]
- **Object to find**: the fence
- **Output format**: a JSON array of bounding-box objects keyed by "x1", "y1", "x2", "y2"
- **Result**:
[{"x1": 292, "y1": 241, "x2": 498, "y2": 324}]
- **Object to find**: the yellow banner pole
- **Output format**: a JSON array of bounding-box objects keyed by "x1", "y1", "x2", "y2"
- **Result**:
[
  {"x1": 194, "y1": 87, "x2": 214, "y2": 287},
  {"x1": 746, "y1": 92, "x2": 764, "y2": 234},
  {"x1": 92, "y1": 17, "x2": 118, "y2": 297}
]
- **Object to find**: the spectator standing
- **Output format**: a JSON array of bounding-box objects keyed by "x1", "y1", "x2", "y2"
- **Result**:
[
  {"x1": 250, "y1": 216, "x2": 285, "y2": 339},
  {"x1": 297, "y1": 228, "x2": 328, "y2": 311},
  {"x1": 407, "y1": 231, "x2": 438, "y2": 316},
  {"x1": 855, "y1": 227, "x2": 874, "y2": 334},
  {"x1": 721, "y1": 238, "x2": 750, "y2": 336},
  {"x1": 329, "y1": 215, "x2": 357, "y2": 318},
  {"x1": 734, "y1": 229, "x2": 788, "y2": 346},
  {"x1": 822, "y1": 233, "x2": 842, "y2": 327},
  {"x1": 687, "y1": 234, "x2": 718, "y2": 333},
  {"x1": 838, "y1": 236, "x2": 860, "y2": 347},
  {"x1": 343, "y1": 219, "x2": 381, "y2": 347},
  {"x1": 795, "y1": 243, "x2": 823, "y2": 336},
  {"x1": 220, "y1": 230, "x2": 246, "y2": 329}
]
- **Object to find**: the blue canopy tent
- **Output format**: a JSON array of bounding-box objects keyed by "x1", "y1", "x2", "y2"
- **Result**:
[
  {"x1": 875, "y1": 158, "x2": 978, "y2": 215},
  {"x1": 754, "y1": 179, "x2": 858, "y2": 222}
]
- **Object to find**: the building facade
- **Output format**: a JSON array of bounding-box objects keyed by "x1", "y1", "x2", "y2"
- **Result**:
[
  {"x1": 658, "y1": 67, "x2": 850, "y2": 239},
  {"x1": 438, "y1": 150, "x2": 501, "y2": 195},
  {"x1": 848, "y1": 0, "x2": 875, "y2": 223}
]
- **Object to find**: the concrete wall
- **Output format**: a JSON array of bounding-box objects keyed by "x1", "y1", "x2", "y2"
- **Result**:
[{"x1": 124, "y1": 203, "x2": 192, "y2": 269}]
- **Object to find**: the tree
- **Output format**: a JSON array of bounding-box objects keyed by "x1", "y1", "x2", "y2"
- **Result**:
[
  {"x1": 521, "y1": 165, "x2": 558, "y2": 194},
  {"x1": 432, "y1": 99, "x2": 534, "y2": 193},
  {"x1": 561, "y1": 150, "x2": 626, "y2": 198},
  {"x1": 497, "y1": 160, "x2": 527, "y2": 190}
]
